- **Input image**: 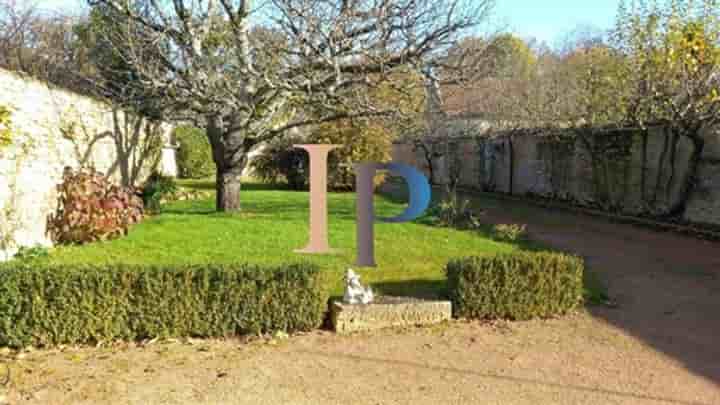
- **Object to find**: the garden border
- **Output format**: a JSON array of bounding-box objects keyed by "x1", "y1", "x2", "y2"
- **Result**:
[{"x1": 452, "y1": 185, "x2": 720, "y2": 241}]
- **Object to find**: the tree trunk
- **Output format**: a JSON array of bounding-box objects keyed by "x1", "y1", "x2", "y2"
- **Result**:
[
  {"x1": 216, "y1": 166, "x2": 244, "y2": 211},
  {"x1": 207, "y1": 115, "x2": 251, "y2": 212},
  {"x1": 415, "y1": 141, "x2": 435, "y2": 185}
]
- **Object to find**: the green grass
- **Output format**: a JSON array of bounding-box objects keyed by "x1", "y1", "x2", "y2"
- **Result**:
[{"x1": 37, "y1": 179, "x2": 604, "y2": 302}]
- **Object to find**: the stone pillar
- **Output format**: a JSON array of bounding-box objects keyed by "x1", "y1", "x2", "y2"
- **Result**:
[{"x1": 160, "y1": 144, "x2": 179, "y2": 177}]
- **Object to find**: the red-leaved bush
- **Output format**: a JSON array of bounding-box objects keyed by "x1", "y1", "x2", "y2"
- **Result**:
[{"x1": 48, "y1": 167, "x2": 144, "y2": 244}]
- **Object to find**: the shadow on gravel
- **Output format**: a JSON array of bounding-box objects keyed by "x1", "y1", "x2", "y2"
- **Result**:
[
  {"x1": 380, "y1": 180, "x2": 720, "y2": 389},
  {"x1": 299, "y1": 350, "x2": 714, "y2": 405}
]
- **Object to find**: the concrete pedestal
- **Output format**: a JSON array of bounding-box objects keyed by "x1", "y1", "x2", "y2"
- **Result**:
[{"x1": 330, "y1": 296, "x2": 452, "y2": 334}]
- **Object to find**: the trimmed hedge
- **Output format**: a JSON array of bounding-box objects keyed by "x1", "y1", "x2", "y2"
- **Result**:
[
  {"x1": 0, "y1": 262, "x2": 327, "y2": 348},
  {"x1": 174, "y1": 125, "x2": 215, "y2": 179},
  {"x1": 445, "y1": 252, "x2": 584, "y2": 320}
]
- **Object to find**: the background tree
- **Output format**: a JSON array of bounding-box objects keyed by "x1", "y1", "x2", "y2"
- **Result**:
[
  {"x1": 88, "y1": 0, "x2": 493, "y2": 212},
  {"x1": 72, "y1": 5, "x2": 169, "y2": 187},
  {"x1": 0, "y1": 1, "x2": 169, "y2": 188},
  {"x1": 561, "y1": 38, "x2": 636, "y2": 209},
  {"x1": 310, "y1": 71, "x2": 425, "y2": 190},
  {"x1": 438, "y1": 34, "x2": 540, "y2": 193},
  {"x1": 252, "y1": 72, "x2": 426, "y2": 190},
  {"x1": 0, "y1": 0, "x2": 89, "y2": 91},
  {"x1": 401, "y1": 33, "x2": 530, "y2": 186}
]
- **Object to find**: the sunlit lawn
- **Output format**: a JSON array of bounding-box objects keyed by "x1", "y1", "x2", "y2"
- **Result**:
[{"x1": 38, "y1": 180, "x2": 528, "y2": 298}]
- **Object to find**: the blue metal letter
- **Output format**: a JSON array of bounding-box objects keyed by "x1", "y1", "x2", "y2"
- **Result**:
[{"x1": 355, "y1": 162, "x2": 431, "y2": 267}]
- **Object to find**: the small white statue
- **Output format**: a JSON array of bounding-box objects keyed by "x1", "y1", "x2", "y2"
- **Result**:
[{"x1": 343, "y1": 269, "x2": 374, "y2": 304}]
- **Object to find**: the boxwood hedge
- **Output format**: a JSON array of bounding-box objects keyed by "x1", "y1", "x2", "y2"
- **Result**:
[
  {"x1": 0, "y1": 262, "x2": 327, "y2": 348},
  {"x1": 446, "y1": 252, "x2": 584, "y2": 320}
]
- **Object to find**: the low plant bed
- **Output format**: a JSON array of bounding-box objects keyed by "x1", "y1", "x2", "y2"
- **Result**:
[
  {"x1": 37, "y1": 182, "x2": 523, "y2": 300},
  {"x1": 15, "y1": 181, "x2": 606, "y2": 345},
  {"x1": 464, "y1": 187, "x2": 720, "y2": 241}
]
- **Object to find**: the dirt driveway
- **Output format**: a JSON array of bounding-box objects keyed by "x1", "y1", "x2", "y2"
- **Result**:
[{"x1": 3, "y1": 194, "x2": 720, "y2": 405}]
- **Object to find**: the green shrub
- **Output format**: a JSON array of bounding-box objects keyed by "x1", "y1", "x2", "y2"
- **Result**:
[
  {"x1": 13, "y1": 245, "x2": 49, "y2": 262},
  {"x1": 428, "y1": 194, "x2": 482, "y2": 229},
  {"x1": 250, "y1": 119, "x2": 392, "y2": 191},
  {"x1": 47, "y1": 167, "x2": 144, "y2": 244},
  {"x1": 250, "y1": 134, "x2": 308, "y2": 190},
  {"x1": 445, "y1": 252, "x2": 584, "y2": 320},
  {"x1": 0, "y1": 262, "x2": 327, "y2": 348},
  {"x1": 141, "y1": 171, "x2": 178, "y2": 213},
  {"x1": 310, "y1": 119, "x2": 393, "y2": 191},
  {"x1": 175, "y1": 126, "x2": 215, "y2": 179}
]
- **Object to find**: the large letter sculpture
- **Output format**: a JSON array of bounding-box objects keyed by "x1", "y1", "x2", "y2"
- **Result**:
[{"x1": 354, "y1": 162, "x2": 431, "y2": 267}]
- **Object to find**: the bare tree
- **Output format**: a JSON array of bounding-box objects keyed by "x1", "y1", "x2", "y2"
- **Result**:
[
  {"x1": 87, "y1": 0, "x2": 493, "y2": 211},
  {"x1": 435, "y1": 34, "x2": 547, "y2": 194},
  {"x1": 0, "y1": 0, "x2": 38, "y2": 72},
  {"x1": 0, "y1": 2, "x2": 168, "y2": 188},
  {"x1": 0, "y1": 0, "x2": 90, "y2": 90}
]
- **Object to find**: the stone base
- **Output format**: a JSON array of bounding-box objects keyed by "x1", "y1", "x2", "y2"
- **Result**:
[{"x1": 330, "y1": 296, "x2": 452, "y2": 334}]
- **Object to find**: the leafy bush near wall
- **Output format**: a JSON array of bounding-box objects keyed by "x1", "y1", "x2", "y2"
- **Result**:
[
  {"x1": 427, "y1": 195, "x2": 482, "y2": 229},
  {"x1": 250, "y1": 134, "x2": 308, "y2": 190},
  {"x1": 250, "y1": 120, "x2": 392, "y2": 191},
  {"x1": 310, "y1": 120, "x2": 393, "y2": 190},
  {"x1": 446, "y1": 252, "x2": 584, "y2": 320},
  {"x1": 13, "y1": 245, "x2": 49, "y2": 262},
  {"x1": 47, "y1": 168, "x2": 144, "y2": 244},
  {"x1": 0, "y1": 262, "x2": 327, "y2": 348},
  {"x1": 175, "y1": 126, "x2": 216, "y2": 178},
  {"x1": 492, "y1": 224, "x2": 528, "y2": 242},
  {"x1": 141, "y1": 171, "x2": 178, "y2": 213}
]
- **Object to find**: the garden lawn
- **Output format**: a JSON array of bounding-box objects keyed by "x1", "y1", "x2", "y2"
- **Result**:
[{"x1": 42, "y1": 181, "x2": 534, "y2": 298}]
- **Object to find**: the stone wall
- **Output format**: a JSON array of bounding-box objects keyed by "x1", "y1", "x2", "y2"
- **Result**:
[
  {"x1": 0, "y1": 68, "x2": 177, "y2": 260},
  {"x1": 685, "y1": 129, "x2": 720, "y2": 224},
  {"x1": 393, "y1": 125, "x2": 720, "y2": 226}
]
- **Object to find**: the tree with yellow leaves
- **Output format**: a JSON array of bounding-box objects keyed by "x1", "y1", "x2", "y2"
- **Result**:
[
  {"x1": 614, "y1": 0, "x2": 720, "y2": 216},
  {"x1": 252, "y1": 71, "x2": 426, "y2": 191},
  {"x1": 307, "y1": 72, "x2": 426, "y2": 190}
]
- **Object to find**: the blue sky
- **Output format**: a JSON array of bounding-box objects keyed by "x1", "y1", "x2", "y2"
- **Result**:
[
  {"x1": 34, "y1": 0, "x2": 622, "y2": 45},
  {"x1": 493, "y1": 0, "x2": 621, "y2": 44}
]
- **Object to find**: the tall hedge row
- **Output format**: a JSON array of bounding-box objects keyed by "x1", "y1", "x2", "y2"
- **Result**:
[
  {"x1": 174, "y1": 125, "x2": 216, "y2": 179},
  {"x1": 0, "y1": 262, "x2": 327, "y2": 348},
  {"x1": 446, "y1": 252, "x2": 584, "y2": 320}
]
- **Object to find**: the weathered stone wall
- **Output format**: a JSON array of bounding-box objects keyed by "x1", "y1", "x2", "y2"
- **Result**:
[
  {"x1": 0, "y1": 69, "x2": 176, "y2": 260},
  {"x1": 393, "y1": 126, "x2": 720, "y2": 226},
  {"x1": 685, "y1": 128, "x2": 720, "y2": 224}
]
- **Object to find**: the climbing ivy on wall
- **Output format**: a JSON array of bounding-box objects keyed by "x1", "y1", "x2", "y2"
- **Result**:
[
  {"x1": 0, "y1": 104, "x2": 19, "y2": 259},
  {"x1": 585, "y1": 130, "x2": 635, "y2": 211},
  {"x1": 536, "y1": 133, "x2": 576, "y2": 200},
  {"x1": 0, "y1": 105, "x2": 12, "y2": 150},
  {"x1": 0, "y1": 104, "x2": 38, "y2": 260},
  {"x1": 474, "y1": 138, "x2": 487, "y2": 189},
  {"x1": 406, "y1": 125, "x2": 704, "y2": 220}
]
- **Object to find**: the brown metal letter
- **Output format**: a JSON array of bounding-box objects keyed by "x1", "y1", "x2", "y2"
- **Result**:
[{"x1": 294, "y1": 144, "x2": 340, "y2": 254}]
